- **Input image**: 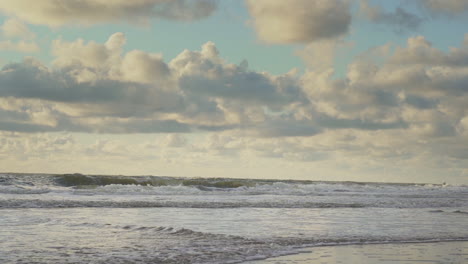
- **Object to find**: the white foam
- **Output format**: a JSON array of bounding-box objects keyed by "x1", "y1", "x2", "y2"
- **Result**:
[{"x1": 0, "y1": 185, "x2": 51, "y2": 194}]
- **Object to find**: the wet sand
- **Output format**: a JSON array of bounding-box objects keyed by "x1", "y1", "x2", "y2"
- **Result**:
[{"x1": 245, "y1": 241, "x2": 468, "y2": 264}]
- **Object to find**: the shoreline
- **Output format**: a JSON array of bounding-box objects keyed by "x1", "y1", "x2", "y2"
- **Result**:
[{"x1": 243, "y1": 241, "x2": 468, "y2": 264}]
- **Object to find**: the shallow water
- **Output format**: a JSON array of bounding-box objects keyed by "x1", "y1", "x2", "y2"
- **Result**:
[
  {"x1": 1, "y1": 173, "x2": 467, "y2": 263},
  {"x1": 246, "y1": 241, "x2": 468, "y2": 264}
]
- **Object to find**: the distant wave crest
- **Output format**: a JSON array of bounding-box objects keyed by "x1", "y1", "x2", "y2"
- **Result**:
[{"x1": 55, "y1": 173, "x2": 256, "y2": 189}]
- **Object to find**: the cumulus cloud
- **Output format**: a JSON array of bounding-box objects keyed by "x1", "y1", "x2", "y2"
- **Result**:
[
  {"x1": 0, "y1": 50, "x2": 187, "y2": 134},
  {"x1": 0, "y1": 33, "x2": 304, "y2": 134},
  {"x1": 174, "y1": 42, "x2": 296, "y2": 104},
  {"x1": 1, "y1": 18, "x2": 35, "y2": 39},
  {"x1": 51, "y1": 33, "x2": 174, "y2": 86},
  {"x1": 0, "y1": 0, "x2": 218, "y2": 26},
  {"x1": 0, "y1": 32, "x2": 467, "y2": 164},
  {"x1": 0, "y1": 40, "x2": 39, "y2": 52},
  {"x1": 296, "y1": 39, "x2": 353, "y2": 71},
  {"x1": 344, "y1": 40, "x2": 468, "y2": 140},
  {"x1": 168, "y1": 41, "x2": 304, "y2": 129},
  {"x1": 390, "y1": 35, "x2": 468, "y2": 67},
  {"x1": 0, "y1": 19, "x2": 39, "y2": 53},
  {"x1": 245, "y1": 0, "x2": 351, "y2": 44},
  {"x1": 121, "y1": 50, "x2": 171, "y2": 84}
]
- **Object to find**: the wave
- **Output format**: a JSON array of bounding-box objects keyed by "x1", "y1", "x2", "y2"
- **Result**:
[
  {"x1": 68, "y1": 222, "x2": 468, "y2": 246},
  {"x1": 75, "y1": 223, "x2": 247, "y2": 241},
  {"x1": 54, "y1": 173, "x2": 257, "y2": 189},
  {"x1": 51, "y1": 177, "x2": 468, "y2": 199},
  {"x1": 0, "y1": 198, "x2": 369, "y2": 209},
  {"x1": 2, "y1": 173, "x2": 468, "y2": 210},
  {"x1": 53, "y1": 222, "x2": 468, "y2": 264},
  {"x1": 2, "y1": 195, "x2": 466, "y2": 209},
  {"x1": 3, "y1": 173, "x2": 466, "y2": 192},
  {"x1": 0, "y1": 185, "x2": 51, "y2": 194}
]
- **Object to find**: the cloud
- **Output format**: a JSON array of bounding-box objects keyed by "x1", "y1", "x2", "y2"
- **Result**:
[
  {"x1": 1, "y1": 18, "x2": 35, "y2": 39},
  {"x1": 0, "y1": 0, "x2": 218, "y2": 27},
  {"x1": 359, "y1": 0, "x2": 423, "y2": 32},
  {"x1": 245, "y1": 0, "x2": 351, "y2": 44},
  {"x1": 2, "y1": 128, "x2": 466, "y2": 182},
  {"x1": 161, "y1": 134, "x2": 188, "y2": 148},
  {"x1": 169, "y1": 41, "x2": 304, "y2": 129},
  {"x1": 0, "y1": 52, "x2": 184, "y2": 125},
  {"x1": 357, "y1": 49, "x2": 467, "y2": 139},
  {"x1": 52, "y1": 33, "x2": 172, "y2": 86},
  {"x1": 296, "y1": 39, "x2": 353, "y2": 71},
  {"x1": 358, "y1": 0, "x2": 468, "y2": 32},
  {"x1": 121, "y1": 50, "x2": 171, "y2": 84},
  {"x1": 0, "y1": 132, "x2": 75, "y2": 160},
  {"x1": 390, "y1": 35, "x2": 468, "y2": 67},
  {"x1": 175, "y1": 42, "x2": 296, "y2": 105},
  {"x1": 0, "y1": 19, "x2": 39, "y2": 53},
  {"x1": 0, "y1": 40, "x2": 39, "y2": 52},
  {"x1": 151, "y1": 0, "x2": 217, "y2": 21},
  {"x1": 419, "y1": 0, "x2": 468, "y2": 15},
  {"x1": 0, "y1": 33, "x2": 304, "y2": 134},
  {"x1": 0, "y1": 32, "x2": 467, "y2": 157},
  {"x1": 295, "y1": 35, "x2": 468, "y2": 146}
]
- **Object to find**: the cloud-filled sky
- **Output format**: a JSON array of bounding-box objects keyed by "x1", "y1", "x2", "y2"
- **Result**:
[{"x1": 0, "y1": 0, "x2": 467, "y2": 184}]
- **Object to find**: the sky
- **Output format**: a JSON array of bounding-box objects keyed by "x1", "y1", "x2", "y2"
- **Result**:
[{"x1": 0, "y1": 0, "x2": 468, "y2": 184}]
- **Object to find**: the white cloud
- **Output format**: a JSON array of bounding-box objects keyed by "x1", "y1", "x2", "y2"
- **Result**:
[
  {"x1": 52, "y1": 33, "x2": 172, "y2": 86},
  {"x1": 0, "y1": 33, "x2": 304, "y2": 134},
  {"x1": 0, "y1": 132, "x2": 75, "y2": 159},
  {"x1": 0, "y1": 40, "x2": 39, "y2": 52},
  {"x1": 1, "y1": 33, "x2": 467, "y2": 142},
  {"x1": 0, "y1": 0, "x2": 217, "y2": 27},
  {"x1": 1, "y1": 18, "x2": 35, "y2": 39},
  {"x1": 297, "y1": 39, "x2": 352, "y2": 71},
  {"x1": 161, "y1": 134, "x2": 187, "y2": 148},
  {"x1": 52, "y1": 38, "x2": 112, "y2": 69},
  {"x1": 390, "y1": 36, "x2": 468, "y2": 67},
  {"x1": 0, "y1": 19, "x2": 38, "y2": 53},
  {"x1": 245, "y1": 0, "x2": 351, "y2": 44},
  {"x1": 121, "y1": 50, "x2": 171, "y2": 84},
  {"x1": 458, "y1": 116, "x2": 468, "y2": 136}
]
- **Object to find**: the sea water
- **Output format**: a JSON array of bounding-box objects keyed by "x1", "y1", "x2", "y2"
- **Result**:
[{"x1": 1, "y1": 173, "x2": 467, "y2": 263}]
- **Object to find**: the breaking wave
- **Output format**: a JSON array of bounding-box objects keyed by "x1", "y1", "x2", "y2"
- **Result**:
[
  {"x1": 54, "y1": 173, "x2": 256, "y2": 189},
  {"x1": 0, "y1": 198, "x2": 370, "y2": 209},
  {"x1": 1, "y1": 173, "x2": 467, "y2": 209}
]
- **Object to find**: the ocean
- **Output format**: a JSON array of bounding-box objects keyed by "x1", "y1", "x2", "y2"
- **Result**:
[{"x1": 1, "y1": 173, "x2": 467, "y2": 263}]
